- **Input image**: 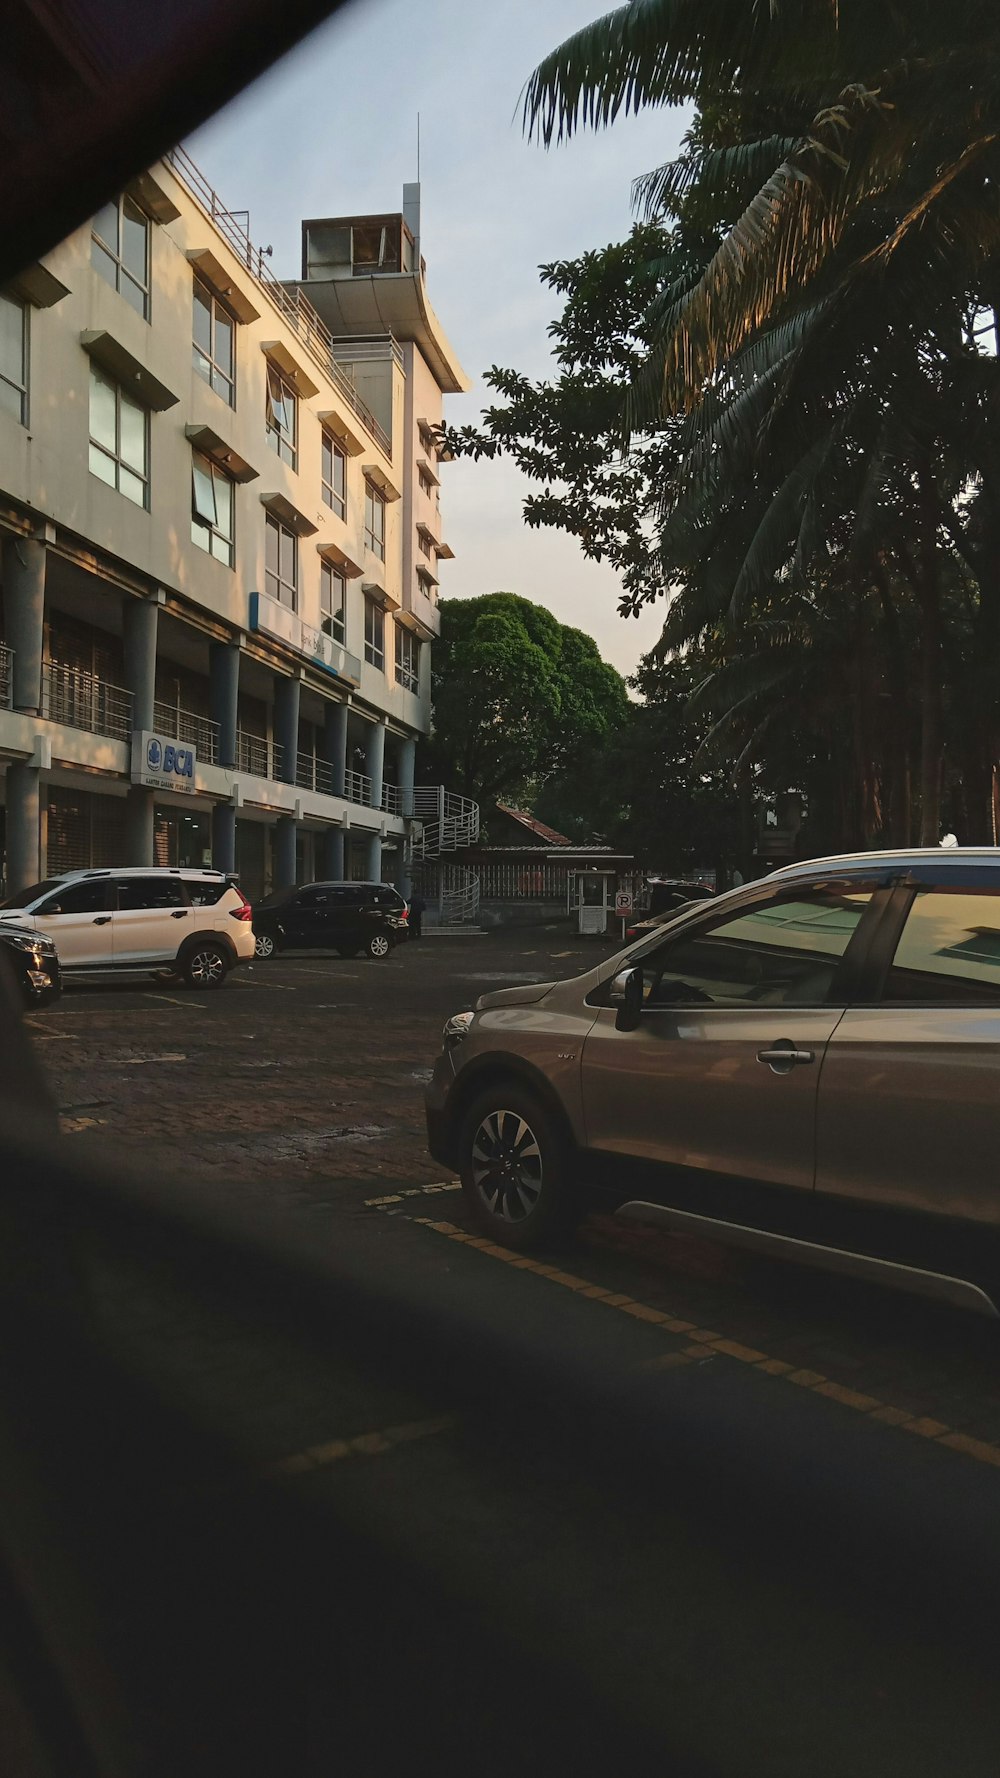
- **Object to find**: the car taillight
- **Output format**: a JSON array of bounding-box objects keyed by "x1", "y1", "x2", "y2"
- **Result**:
[
  {"x1": 230, "y1": 890, "x2": 253, "y2": 922},
  {"x1": 400, "y1": 907, "x2": 409, "y2": 921}
]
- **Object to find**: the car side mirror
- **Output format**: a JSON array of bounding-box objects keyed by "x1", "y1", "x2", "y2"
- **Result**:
[{"x1": 610, "y1": 966, "x2": 643, "y2": 1032}]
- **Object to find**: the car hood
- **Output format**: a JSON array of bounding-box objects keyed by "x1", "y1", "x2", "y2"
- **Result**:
[
  {"x1": 475, "y1": 980, "x2": 555, "y2": 1011},
  {"x1": 0, "y1": 921, "x2": 54, "y2": 951}
]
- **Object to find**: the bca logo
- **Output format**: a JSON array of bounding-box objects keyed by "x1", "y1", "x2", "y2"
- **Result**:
[{"x1": 146, "y1": 737, "x2": 193, "y2": 780}]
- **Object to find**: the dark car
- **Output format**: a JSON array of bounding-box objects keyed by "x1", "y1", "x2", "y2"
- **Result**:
[
  {"x1": 0, "y1": 919, "x2": 61, "y2": 1007},
  {"x1": 252, "y1": 881, "x2": 409, "y2": 961}
]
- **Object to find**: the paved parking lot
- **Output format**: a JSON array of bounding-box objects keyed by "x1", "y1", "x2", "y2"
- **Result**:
[{"x1": 25, "y1": 925, "x2": 1000, "y2": 1459}]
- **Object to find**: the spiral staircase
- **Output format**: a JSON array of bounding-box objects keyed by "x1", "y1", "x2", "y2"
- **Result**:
[{"x1": 408, "y1": 787, "x2": 481, "y2": 925}]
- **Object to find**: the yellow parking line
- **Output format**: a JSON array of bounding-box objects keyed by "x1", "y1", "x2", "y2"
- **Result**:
[
  {"x1": 263, "y1": 1413, "x2": 456, "y2": 1479},
  {"x1": 378, "y1": 1207, "x2": 1000, "y2": 1473}
]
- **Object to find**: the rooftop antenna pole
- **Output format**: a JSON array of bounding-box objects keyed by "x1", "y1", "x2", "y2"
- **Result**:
[{"x1": 416, "y1": 111, "x2": 421, "y2": 182}]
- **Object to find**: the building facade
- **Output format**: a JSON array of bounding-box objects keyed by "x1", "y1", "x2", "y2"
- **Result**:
[{"x1": 0, "y1": 149, "x2": 468, "y2": 901}]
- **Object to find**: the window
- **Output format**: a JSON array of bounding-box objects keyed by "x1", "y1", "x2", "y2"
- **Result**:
[
  {"x1": 884, "y1": 888, "x2": 1000, "y2": 1005},
  {"x1": 395, "y1": 624, "x2": 419, "y2": 693},
  {"x1": 418, "y1": 465, "x2": 434, "y2": 496},
  {"x1": 115, "y1": 876, "x2": 186, "y2": 911},
  {"x1": 187, "y1": 879, "x2": 228, "y2": 906},
  {"x1": 265, "y1": 364, "x2": 297, "y2": 468},
  {"x1": 639, "y1": 885, "x2": 874, "y2": 1011},
  {"x1": 192, "y1": 279, "x2": 235, "y2": 406},
  {"x1": 364, "y1": 596, "x2": 385, "y2": 671},
  {"x1": 320, "y1": 562, "x2": 346, "y2": 642},
  {"x1": 417, "y1": 529, "x2": 434, "y2": 560},
  {"x1": 364, "y1": 479, "x2": 385, "y2": 560},
  {"x1": 37, "y1": 879, "x2": 111, "y2": 916},
  {"x1": 0, "y1": 293, "x2": 28, "y2": 424},
  {"x1": 89, "y1": 365, "x2": 149, "y2": 507},
  {"x1": 321, "y1": 432, "x2": 346, "y2": 519},
  {"x1": 91, "y1": 195, "x2": 150, "y2": 317},
  {"x1": 265, "y1": 512, "x2": 297, "y2": 608},
  {"x1": 191, "y1": 452, "x2": 235, "y2": 566}
]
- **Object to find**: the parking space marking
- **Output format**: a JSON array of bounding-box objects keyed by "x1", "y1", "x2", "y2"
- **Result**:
[
  {"x1": 148, "y1": 994, "x2": 204, "y2": 1010},
  {"x1": 365, "y1": 1196, "x2": 1000, "y2": 1473},
  {"x1": 263, "y1": 1412, "x2": 457, "y2": 1479}
]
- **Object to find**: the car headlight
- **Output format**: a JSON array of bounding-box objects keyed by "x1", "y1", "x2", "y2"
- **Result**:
[
  {"x1": 443, "y1": 1009, "x2": 475, "y2": 1049},
  {"x1": 2, "y1": 932, "x2": 45, "y2": 954}
]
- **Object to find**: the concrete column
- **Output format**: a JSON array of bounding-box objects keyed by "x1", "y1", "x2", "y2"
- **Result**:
[
  {"x1": 2, "y1": 535, "x2": 45, "y2": 715},
  {"x1": 273, "y1": 675, "x2": 300, "y2": 785},
  {"x1": 365, "y1": 830, "x2": 382, "y2": 883},
  {"x1": 123, "y1": 595, "x2": 159, "y2": 733},
  {"x1": 319, "y1": 825, "x2": 345, "y2": 879},
  {"x1": 365, "y1": 719, "x2": 386, "y2": 811},
  {"x1": 323, "y1": 701, "x2": 348, "y2": 798},
  {"x1": 210, "y1": 641, "x2": 240, "y2": 769},
  {"x1": 212, "y1": 802, "x2": 236, "y2": 874},
  {"x1": 5, "y1": 761, "x2": 40, "y2": 892},
  {"x1": 274, "y1": 814, "x2": 297, "y2": 888},
  {"x1": 125, "y1": 786, "x2": 154, "y2": 867},
  {"x1": 397, "y1": 734, "x2": 416, "y2": 818}
]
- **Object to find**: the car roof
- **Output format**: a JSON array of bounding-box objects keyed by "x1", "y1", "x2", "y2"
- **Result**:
[
  {"x1": 769, "y1": 848, "x2": 1000, "y2": 882},
  {"x1": 53, "y1": 867, "x2": 228, "y2": 882}
]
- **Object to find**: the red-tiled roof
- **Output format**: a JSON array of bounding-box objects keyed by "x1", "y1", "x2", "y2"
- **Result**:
[{"x1": 494, "y1": 803, "x2": 572, "y2": 846}]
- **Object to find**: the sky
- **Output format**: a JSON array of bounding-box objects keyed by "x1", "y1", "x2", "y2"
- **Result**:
[{"x1": 189, "y1": 0, "x2": 688, "y2": 679}]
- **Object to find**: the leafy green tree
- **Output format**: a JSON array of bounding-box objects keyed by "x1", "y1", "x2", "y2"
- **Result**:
[{"x1": 421, "y1": 593, "x2": 627, "y2": 811}]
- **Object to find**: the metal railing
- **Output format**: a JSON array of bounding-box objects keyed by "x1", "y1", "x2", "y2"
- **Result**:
[
  {"x1": 295, "y1": 752, "x2": 336, "y2": 797},
  {"x1": 409, "y1": 786, "x2": 481, "y2": 857},
  {"x1": 153, "y1": 701, "x2": 220, "y2": 765},
  {"x1": 0, "y1": 643, "x2": 11, "y2": 708},
  {"x1": 165, "y1": 145, "x2": 392, "y2": 458},
  {"x1": 344, "y1": 768, "x2": 373, "y2": 808},
  {"x1": 381, "y1": 784, "x2": 404, "y2": 816},
  {"x1": 42, "y1": 661, "x2": 133, "y2": 741},
  {"x1": 236, "y1": 730, "x2": 284, "y2": 781},
  {"x1": 331, "y1": 335, "x2": 405, "y2": 372}
]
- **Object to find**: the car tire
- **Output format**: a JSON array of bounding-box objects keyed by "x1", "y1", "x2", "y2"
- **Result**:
[
  {"x1": 181, "y1": 940, "x2": 230, "y2": 990},
  {"x1": 366, "y1": 934, "x2": 392, "y2": 960},
  {"x1": 254, "y1": 933, "x2": 275, "y2": 959},
  {"x1": 457, "y1": 1082, "x2": 579, "y2": 1251}
]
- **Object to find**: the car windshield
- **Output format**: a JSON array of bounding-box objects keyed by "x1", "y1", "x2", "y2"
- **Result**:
[{"x1": 0, "y1": 878, "x2": 61, "y2": 909}]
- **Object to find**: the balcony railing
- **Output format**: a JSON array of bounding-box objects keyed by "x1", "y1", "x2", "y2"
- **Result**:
[
  {"x1": 42, "y1": 662, "x2": 133, "y2": 741},
  {"x1": 0, "y1": 643, "x2": 11, "y2": 708},
  {"x1": 165, "y1": 145, "x2": 392, "y2": 458},
  {"x1": 154, "y1": 701, "x2": 220, "y2": 765},
  {"x1": 381, "y1": 784, "x2": 405, "y2": 816},
  {"x1": 295, "y1": 752, "x2": 335, "y2": 797},
  {"x1": 344, "y1": 769, "x2": 373, "y2": 808},
  {"x1": 236, "y1": 729, "x2": 284, "y2": 781}
]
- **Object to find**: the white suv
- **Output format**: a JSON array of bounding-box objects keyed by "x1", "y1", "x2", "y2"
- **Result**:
[{"x1": 0, "y1": 868, "x2": 255, "y2": 988}]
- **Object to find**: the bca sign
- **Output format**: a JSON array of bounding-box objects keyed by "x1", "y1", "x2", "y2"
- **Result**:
[
  {"x1": 132, "y1": 731, "x2": 197, "y2": 795},
  {"x1": 615, "y1": 889, "x2": 634, "y2": 917}
]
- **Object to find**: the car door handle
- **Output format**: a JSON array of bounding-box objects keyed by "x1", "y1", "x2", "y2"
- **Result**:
[
  {"x1": 93, "y1": 916, "x2": 112, "y2": 925},
  {"x1": 756, "y1": 1046, "x2": 814, "y2": 1068},
  {"x1": 170, "y1": 910, "x2": 188, "y2": 919}
]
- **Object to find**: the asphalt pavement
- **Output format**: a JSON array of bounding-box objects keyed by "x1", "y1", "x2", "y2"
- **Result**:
[{"x1": 10, "y1": 925, "x2": 1000, "y2": 1774}]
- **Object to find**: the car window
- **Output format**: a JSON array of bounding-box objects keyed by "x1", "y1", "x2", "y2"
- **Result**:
[
  {"x1": 641, "y1": 885, "x2": 874, "y2": 1010},
  {"x1": 115, "y1": 877, "x2": 187, "y2": 911},
  {"x1": 884, "y1": 889, "x2": 1000, "y2": 1004},
  {"x1": 187, "y1": 880, "x2": 227, "y2": 906},
  {"x1": 0, "y1": 878, "x2": 62, "y2": 910},
  {"x1": 37, "y1": 879, "x2": 111, "y2": 915}
]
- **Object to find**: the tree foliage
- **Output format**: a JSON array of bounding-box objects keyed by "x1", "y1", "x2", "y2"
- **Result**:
[{"x1": 421, "y1": 593, "x2": 627, "y2": 812}]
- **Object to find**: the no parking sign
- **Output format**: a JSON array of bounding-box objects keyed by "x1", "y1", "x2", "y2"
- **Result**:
[{"x1": 615, "y1": 889, "x2": 634, "y2": 920}]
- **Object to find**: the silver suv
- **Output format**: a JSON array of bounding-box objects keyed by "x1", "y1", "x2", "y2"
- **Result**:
[
  {"x1": 0, "y1": 867, "x2": 255, "y2": 988},
  {"x1": 427, "y1": 850, "x2": 1000, "y2": 1314}
]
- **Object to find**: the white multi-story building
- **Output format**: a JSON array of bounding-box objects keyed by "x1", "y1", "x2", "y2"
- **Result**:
[{"x1": 0, "y1": 148, "x2": 470, "y2": 901}]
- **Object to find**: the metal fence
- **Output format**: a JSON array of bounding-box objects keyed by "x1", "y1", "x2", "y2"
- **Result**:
[
  {"x1": 344, "y1": 769, "x2": 373, "y2": 807},
  {"x1": 295, "y1": 752, "x2": 336, "y2": 797},
  {"x1": 42, "y1": 662, "x2": 133, "y2": 742},
  {"x1": 237, "y1": 730, "x2": 284, "y2": 781},
  {"x1": 0, "y1": 642, "x2": 11, "y2": 708},
  {"x1": 154, "y1": 701, "x2": 220, "y2": 765}
]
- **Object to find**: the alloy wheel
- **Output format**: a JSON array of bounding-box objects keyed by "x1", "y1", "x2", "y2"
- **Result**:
[
  {"x1": 255, "y1": 933, "x2": 274, "y2": 959},
  {"x1": 370, "y1": 935, "x2": 390, "y2": 958},
  {"x1": 470, "y1": 1109, "x2": 543, "y2": 1223},
  {"x1": 189, "y1": 947, "x2": 226, "y2": 986}
]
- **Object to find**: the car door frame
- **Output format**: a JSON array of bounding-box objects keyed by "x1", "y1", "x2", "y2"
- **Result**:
[{"x1": 580, "y1": 871, "x2": 896, "y2": 1221}]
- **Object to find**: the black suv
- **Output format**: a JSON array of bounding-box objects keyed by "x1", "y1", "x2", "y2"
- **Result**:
[
  {"x1": 0, "y1": 920, "x2": 61, "y2": 1007},
  {"x1": 252, "y1": 881, "x2": 409, "y2": 961}
]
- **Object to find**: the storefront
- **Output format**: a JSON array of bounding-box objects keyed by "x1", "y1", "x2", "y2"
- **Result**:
[{"x1": 154, "y1": 807, "x2": 211, "y2": 869}]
